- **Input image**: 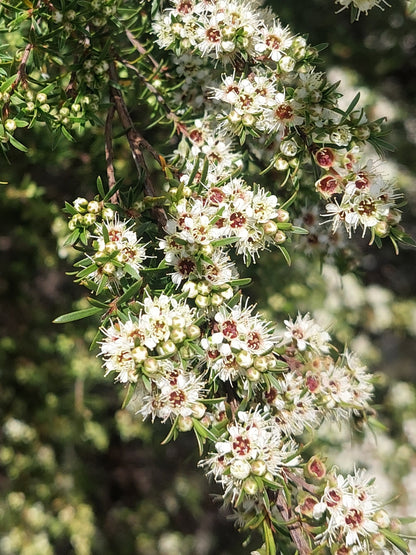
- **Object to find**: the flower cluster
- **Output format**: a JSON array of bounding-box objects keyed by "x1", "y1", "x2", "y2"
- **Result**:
[
  {"x1": 313, "y1": 468, "x2": 392, "y2": 552},
  {"x1": 201, "y1": 407, "x2": 300, "y2": 506},
  {"x1": 52, "y1": 0, "x2": 410, "y2": 552},
  {"x1": 99, "y1": 294, "x2": 201, "y2": 383},
  {"x1": 153, "y1": 0, "x2": 405, "y2": 250}
]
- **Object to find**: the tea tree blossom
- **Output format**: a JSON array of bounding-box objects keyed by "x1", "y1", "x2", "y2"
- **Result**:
[{"x1": 43, "y1": 0, "x2": 411, "y2": 552}]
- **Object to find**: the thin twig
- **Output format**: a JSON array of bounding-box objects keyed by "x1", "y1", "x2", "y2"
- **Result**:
[
  {"x1": 125, "y1": 29, "x2": 161, "y2": 72},
  {"x1": 122, "y1": 59, "x2": 190, "y2": 138},
  {"x1": 108, "y1": 60, "x2": 166, "y2": 227},
  {"x1": 104, "y1": 104, "x2": 118, "y2": 203},
  {"x1": 2, "y1": 42, "x2": 33, "y2": 119},
  {"x1": 275, "y1": 489, "x2": 311, "y2": 555}
]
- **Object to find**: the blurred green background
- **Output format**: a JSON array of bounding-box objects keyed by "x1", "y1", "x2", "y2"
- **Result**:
[{"x1": 1, "y1": 1, "x2": 416, "y2": 553}]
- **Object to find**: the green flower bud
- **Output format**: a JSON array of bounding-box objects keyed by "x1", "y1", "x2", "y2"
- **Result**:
[
  {"x1": 87, "y1": 200, "x2": 101, "y2": 214},
  {"x1": 169, "y1": 328, "x2": 186, "y2": 344},
  {"x1": 186, "y1": 325, "x2": 201, "y2": 339},
  {"x1": 73, "y1": 197, "x2": 89, "y2": 212},
  {"x1": 243, "y1": 477, "x2": 258, "y2": 495},
  {"x1": 210, "y1": 293, "x2": 224, "y2": 307},
  {"x1": 143, "y1": 358, "x2": 159, "y2": 375},
  {"x1": 4, "y1": 119, "x2": 16, "y2": 132},
  {"x1": 102, "y1": 262, "x2": 116, "y2": 275},
  {"x1": 183, "y1": 281, "x2": 198, "y2": 298},
  {"x1": 131, "y1": 346, "x2": 148, "y2": 363},
  {"x1": 251, "y1": 460, "x2": 267, "y2": 476},
  {"x1": 82, "y1": 213, "x2": 96, "y2": 226},
  {"x1": 195, "y1": 294, "x2": 210, "y2": 308}
]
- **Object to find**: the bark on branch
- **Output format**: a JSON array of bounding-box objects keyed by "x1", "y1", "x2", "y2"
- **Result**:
[
  {"x1": 275, "y1": 489, "x2": 311, "y2": 555},
  {"x1": 108, "y1": 60, "x2": 166, "y2": 227}
]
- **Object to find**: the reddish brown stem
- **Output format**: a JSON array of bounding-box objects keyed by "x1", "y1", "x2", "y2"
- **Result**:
[
  {"x1": 108, "y1": 60, "x2": 166, "y2": 227},
  {"x1": 104, "y1": 104, "x2": 118, "y2": 203},
  {"x1": 275, "y1": 490, "x2": 311, "y2": 555}
]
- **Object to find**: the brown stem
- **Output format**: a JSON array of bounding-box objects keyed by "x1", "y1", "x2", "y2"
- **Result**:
[
  {"x1": 104, "y1": 104, "x2": 118, "y2": 203},
  {"x1": 125, "y1": 29, "x2": 161, "y2": 72},
  {"x1": 2, "y1": 43, "x2": 33, "y2": 119},
  {"x1": 108, "y1": 60, "x2": 166, "y2": 227},
  {"x1": 275, "y1": 490, "x2": 311, "y2": 555},
  {"x1": 122, "y1": 59, "x2": 190, "y2": 138},
  {"x1": 13, "y1": 42, "x2": 33, "y2": 90}
]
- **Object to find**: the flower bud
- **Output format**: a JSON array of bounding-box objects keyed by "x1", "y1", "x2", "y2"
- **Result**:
[
  {"x1": 230, "y1": 460, "x2": 251, "y2": 480},
  {"x1": 157, "y1": 340, "x2": 176, "y2": 356},
  {"x1": 195, "y1": 294, "x2": 210, "y2": 308},
  {"x1": 82, "y1": 213, "x2": 96, "y2": 226},
  {"x1": 228, "y1": 110, "x2": 241, "y2": 124},
  {"x1": 243, "y1": 477, "x2": 258, "y2": 495},
  {"x1": 177, "y1": 415, "x2": 193, "y2": 432},
  {"x1": 276, "y1": 209, "x2": 290, "y2": 223},
  {"x1": 210, "y1": 293, "x2": 224, "y2": 307},
  {"x1": 183, "y1": 280, "x2": 198, "y2": 298},
  {"x1": 251, "y1": 460, "x2": 267, "y2": 476},
  {"x1": 197, "y1": 281, "x2": 211, "y2": 295},
  {"x1": 373, "y1": 509, "x2": 390, "y2": 529},
  {"x1": 246, "y1": 367, "x2": 260, "y2": 381},
  {"x1": 200, "y1": 244, "x2": 214, "y2": 257},
  {"x1": 4, "y1": 119, "x2": 16, "y2": 132},
  {"x1": 279, "y1": 56, "x2": 295, "y2": 72},
  {"x1": 73, "y1": 197, "x2": 89, "y2": 212},
  {"x1": 179, "y1": 345, "x2": 193, "y2": 359},
  {"x1": 171, "y1": 316, "x2": 185, "y2": 329},
  {"x1": 274, "y1": 157, "x2": 289, "y2": 171},
  {"x1": 236, "y1": 350, "x2": 253, "y2": 369},
  {"x1": 280, "y1": 140, "x2": 298, "y2": 157},
  {"x1": 370, "y1": 533, "x2": 386, "y2": 549},
  {"x1": 220, "y1": 285, "x2": 234, "y2": 300},
  {"x1": 36, "y1": 92, "x2": 47, "y2": 104},
  {"x1": 102, "y1": 262, "x2": 116, "y2": 275},
  {"x1": 253, "y1": 356, "x2": 268, "y2": 372},
  {"x1": 87, "y1": 200, "x2": 101, "y2": 214},
  {"x1": 374, "y1": 221, "x2": 389, "y2": 238},
  {"x1": 186, "y1": 324, "x2": 201, "y2": 339},
  {"x1": 274, "y1": 231, "x2": 286, "y2": 244},
  {"x1": 242, "y1": 113, "x2": 255, "y2": 127},
  {"x1": 354, "y1": 126, "x2": 371, "y2": 140},
  {"x1": 143, "y1": 358, "x2": 159, "y2": 374},
  {"x1": 169, "y1": 328, "x2": 186, "y2": 344},
  {"x1": 191, "y1": 402, "x2": 206, "y2": 419},
  {"x1": 131, "y1": 346, "x2": 148, "y2": 363},
  {"x1": 102, "y1": 207, "x2": 114, "y2": 220},
  {"x1": 105, "y1": 241, "x2": 118, "y2": 254},
  {"x1": 263, "y1": 220, "x2": 278, "y2": 235}
]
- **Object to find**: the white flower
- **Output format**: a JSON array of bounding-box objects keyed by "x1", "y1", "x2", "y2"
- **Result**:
[{"x1": 280, "y1": 312, "x2": 331, "y2": 354}]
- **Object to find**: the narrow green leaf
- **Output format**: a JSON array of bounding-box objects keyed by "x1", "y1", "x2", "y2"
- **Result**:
[
  {"x1": 53, "y1": 306, "x2": 103, "y2": 324},
  {"x1": 117, "y1": 279, "x2": 143, "y2": 305},
  {"x1": 161, "y1": 416, "x2": 179, "y2": 445},
  {"x1": 96, "y1": 175, "x2": 105, "y2": 198},
  {"x1": 7, "y1": 133, "x2": 28, "y2": 152},
  {"x1": 278, "y1": 245, "x2": 291, "y2": 266},
  {"x1": 121, "y1": 383, "x2": 136, "y2": 409},
  {"x1": 382, "y1": 529, "x2": 409, "y2": 554}
]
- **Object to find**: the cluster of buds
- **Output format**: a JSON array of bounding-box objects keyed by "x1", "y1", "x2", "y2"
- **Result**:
[{"x1": 67, "y1": 198, "x2": 114, "y2": 231}]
